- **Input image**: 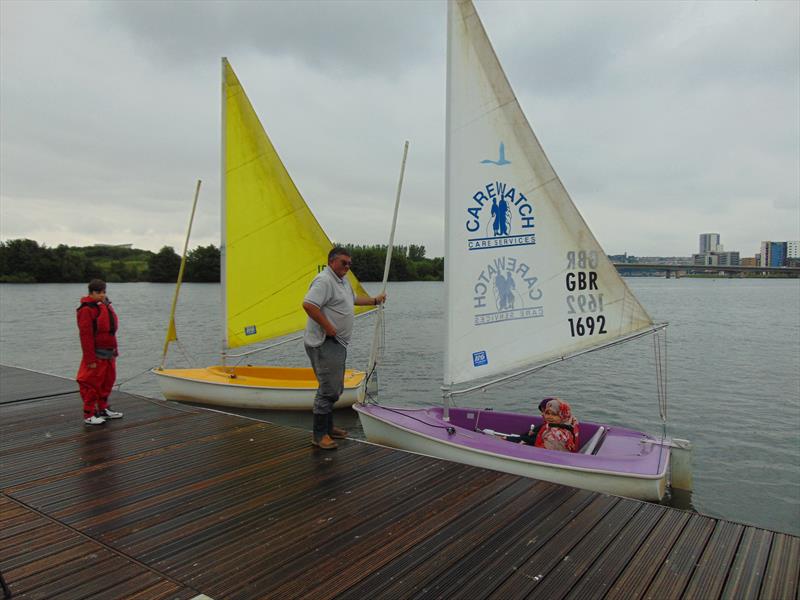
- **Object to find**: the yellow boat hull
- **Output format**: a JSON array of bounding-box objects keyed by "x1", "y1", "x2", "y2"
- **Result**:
[{"x1": 152, "y1": 366, "x2": 366, "y2": 410}]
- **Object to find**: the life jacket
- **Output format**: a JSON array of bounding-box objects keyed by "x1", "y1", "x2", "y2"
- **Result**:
[
  {"x1": 77, "y1": 300, "x2": 117, "y2": 336},
  {"x1": 534, "y1": 422, "x2": 578, "y2": 453},
  {"x1": 77, "y1": 296, "x2": 118, "y2": 360}
]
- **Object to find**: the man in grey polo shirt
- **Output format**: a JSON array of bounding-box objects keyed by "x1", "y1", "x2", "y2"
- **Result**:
[{"x1": 303, "y1": 247, "x2": 386, "y2": 449}]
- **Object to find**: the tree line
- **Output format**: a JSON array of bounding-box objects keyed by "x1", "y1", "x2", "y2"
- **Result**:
[{"x1": 0, "y1": 239, "x2": 443, "y2": 283}]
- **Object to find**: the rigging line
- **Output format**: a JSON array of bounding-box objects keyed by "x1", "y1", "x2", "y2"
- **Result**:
[
  {"x1": 374, "y1": 405, "x2": 457, "y2": 434},
  {"x1": 664, "y1": 327, "x2": 668, "y2": 419},
  {"x1": 656, "y1": 329, "x2": 667, "y2": 421},
  {"x1": 450, "y1": 323, "x2": 668, "y2": 399},
  {"x1": 658, "y1": 418, "x2": 668, "y2": 480},
  {"x1": 653, "y1": 331, "x2": 663, "y2": 421},
  {"x1": 363, "y1": 308, "x2": 387, "y2": 387},
  {"x1": 175, "y1": 337, "x2": 198, "y2": 367},
  {"x1": 114, "y1": 367, "x2": 155, "y2": 391}
]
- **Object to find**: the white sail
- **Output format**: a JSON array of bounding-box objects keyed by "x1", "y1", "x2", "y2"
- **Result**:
[{"x1": 444, "y1": 0, "x2": 653, "y2": 387}]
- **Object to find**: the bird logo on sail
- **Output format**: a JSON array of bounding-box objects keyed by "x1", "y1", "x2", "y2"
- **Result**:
[
  {"x1": 472, "y1": 256, "x2": 543, "y2": 326},
  {"x1": 465, "y1": 180, "x2": 536, "y2": 251},
  {"x1": 480, "y1": 142, "x2": 511, "y2": 166}
]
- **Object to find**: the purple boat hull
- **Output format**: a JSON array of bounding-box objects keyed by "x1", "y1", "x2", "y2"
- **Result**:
[{"x1": 354, "y1": 404, "x2": 670, "y2": 501}]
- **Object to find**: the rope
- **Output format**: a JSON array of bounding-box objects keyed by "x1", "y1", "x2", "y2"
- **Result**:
[
  {"x1": 114, "y1": 367, "x2": 156, "y2": 391},
  {"x1": 175, "y1": 338, "x2": 198, "y2": 367},
  {"x1": 651, "y1": 328, "x2": 670, "y2": 480},
  {"x1": 362, "y1": 306, "x2": 387, "y2": 403},
  {"x1": 369, "y1": 404, "x2": 456, "y2": 434}
]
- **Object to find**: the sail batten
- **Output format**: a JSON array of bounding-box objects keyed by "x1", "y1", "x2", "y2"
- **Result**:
[
  {"x1": 444, "y1": 0, "x2": 652, "y2": 387},
  {"x1": 222, "y1": 59, "x2": 373, "y2": 351}
]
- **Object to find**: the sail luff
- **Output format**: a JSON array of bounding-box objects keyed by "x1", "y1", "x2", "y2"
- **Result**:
[
  {"x1": 220, "y1": 57, "x2": 229, "y2": 354},
  {"x1": 445, "y1": 0, "x2": 653, "y2": 387},
  {"x1": 443, "y1": 0, "x2": 456, "y2": 387}
]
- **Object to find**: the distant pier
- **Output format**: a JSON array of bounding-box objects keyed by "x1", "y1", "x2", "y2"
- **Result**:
[{"x1": 1, "y1": 365, "x2": 798, "y2": 599}]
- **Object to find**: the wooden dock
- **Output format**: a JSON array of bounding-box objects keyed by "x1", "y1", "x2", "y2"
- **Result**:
[{"x1": 1, "y1": 365, "x2": 798, "y2": 599}]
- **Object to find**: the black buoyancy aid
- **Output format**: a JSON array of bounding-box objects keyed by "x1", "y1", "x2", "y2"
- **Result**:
[{"x1": 77, "y1": 301, "x2": 117, "y2": 335}]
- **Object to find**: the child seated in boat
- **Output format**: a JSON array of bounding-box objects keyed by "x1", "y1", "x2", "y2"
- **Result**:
[
  {"x1": 501, "y1": 397, "x2": 579, "y2": 452},
  {"x1": 536, "y1": 397, "x2": 579, "y2": 452}
]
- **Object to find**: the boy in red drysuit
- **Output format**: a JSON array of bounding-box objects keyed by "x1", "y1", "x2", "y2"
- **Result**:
[{"x1": 76, "y1": 279, "x2": 123, "y2": 425}]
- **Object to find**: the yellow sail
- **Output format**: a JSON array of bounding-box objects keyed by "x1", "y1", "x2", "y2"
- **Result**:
[{"x1": 223, "y1": 58, "x2": 373, "y2": 349}]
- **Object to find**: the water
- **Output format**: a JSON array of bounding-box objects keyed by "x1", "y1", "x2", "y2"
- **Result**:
[{"x1": 1, "y1": 279, "x2": 798, "y2": 535}]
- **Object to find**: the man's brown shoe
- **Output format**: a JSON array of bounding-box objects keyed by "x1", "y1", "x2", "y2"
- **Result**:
[
  {"x1": 330, "y1": 426, "x2": 348, "y2": 439},
  {"x1": 311, "y1": 434, "x2": 338, "y2": 450}
]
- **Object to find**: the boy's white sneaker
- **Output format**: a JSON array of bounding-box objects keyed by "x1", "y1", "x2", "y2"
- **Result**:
[
  {"x1": 84, "y1": 415, "x2": 106, "y2": 425},
  {"x1": 99, "y1": 408, "x2": 123, "y2": 419}
]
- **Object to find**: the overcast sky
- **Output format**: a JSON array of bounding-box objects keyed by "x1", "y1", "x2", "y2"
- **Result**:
[{"x1": 1, "y1": 0, "x2": 798, "y2": 258}]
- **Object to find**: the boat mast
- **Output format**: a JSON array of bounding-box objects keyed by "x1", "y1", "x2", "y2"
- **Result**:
[
  {"x1": 220, "y1": 57, "x2": 229, "y2": 365},
  {"x1": 365, "y1": 140, "x2": 409, "y2": 388},
  {"x1": 159, "y1": 179, "x2": 202, "y2": 370},
  {"x1": 442, "y1": 0, "x2": 456, "y2": 420}
]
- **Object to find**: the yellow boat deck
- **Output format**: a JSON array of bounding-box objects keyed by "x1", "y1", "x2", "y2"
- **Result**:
[{"x1": 157, "y1": 365, "x2": 366, "y2": 389}]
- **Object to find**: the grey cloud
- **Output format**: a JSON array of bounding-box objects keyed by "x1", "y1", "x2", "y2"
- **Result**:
[
  {"x1": 99, "y1": 0, "x2": 441, "y2": 76},
  {"x1": 1, "y1": 0, "x2": 797, "y2": 258}
]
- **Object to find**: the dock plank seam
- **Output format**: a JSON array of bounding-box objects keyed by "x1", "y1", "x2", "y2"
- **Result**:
[{"x1": 0, "y1": 492, "x2": 200, "y2": 596}]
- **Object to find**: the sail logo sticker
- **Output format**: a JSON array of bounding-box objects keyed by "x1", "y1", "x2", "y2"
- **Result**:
[
  {"x1": 473, "y1": 255, "x2": 544, "y2": 326},
  {"x1": 244, "y1": 325, "x2": 257, "y2": 336},
  {"x1": 480, "y1": 142, "x2": 511, "y2": 166},
  {"x1": 472, "y1": 351, "x2": 488, "y2": 367},
  {"x1": 465, "y1": 181, "x2": 535, "y2": 251}
]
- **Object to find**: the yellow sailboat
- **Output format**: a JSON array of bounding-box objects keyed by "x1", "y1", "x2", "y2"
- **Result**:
[{"x1": 153, "y1": 58, "x2": 375, "y2": 410}]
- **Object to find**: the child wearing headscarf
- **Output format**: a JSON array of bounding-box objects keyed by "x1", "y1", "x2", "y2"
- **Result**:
[
  {"x1": 500, "y1": 396, "x2": 579, "y2": 452},
  {"x1": 535, "y1": 397, "x2": 579, "y2": 452}
]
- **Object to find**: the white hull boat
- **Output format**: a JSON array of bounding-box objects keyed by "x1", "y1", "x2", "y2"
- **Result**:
[
  {"x1": 356, "y1": 0, "x2": 692, "y2": 502},
  {"x1": 155, "y1": 58, "x2": 377, "y2": 408},
  {"x1": 154, "y1": 366, "x2": 366, "y2": 410},
  {"x1": 356, "y1": 405, "x2": 670, "y2": 501}
]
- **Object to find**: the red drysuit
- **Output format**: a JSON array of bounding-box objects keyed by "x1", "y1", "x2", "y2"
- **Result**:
[{"x1": 76, "y1": 295, "x2": 118, "y2": 418}]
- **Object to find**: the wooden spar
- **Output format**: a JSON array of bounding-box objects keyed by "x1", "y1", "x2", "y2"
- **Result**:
[
  {"x1": 159, "y1": 179, "x2": 202, "y2": 370},
  {"x1": 365, "y1": 141, "x2": 409, "y2": 387}
]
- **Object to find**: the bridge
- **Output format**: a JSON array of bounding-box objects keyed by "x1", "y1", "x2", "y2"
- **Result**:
[{"x1": 613, "y1": 263, "x2": 800, "y2": 278}]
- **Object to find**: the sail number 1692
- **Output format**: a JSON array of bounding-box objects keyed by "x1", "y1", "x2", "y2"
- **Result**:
[{"x1": 568, "y1": 316, "x2": 607, "y2": 337}]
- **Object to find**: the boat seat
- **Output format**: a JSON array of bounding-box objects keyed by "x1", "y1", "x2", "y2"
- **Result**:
[{"x1": 580, "y1": 426, "x2": 605, "y2": 455}]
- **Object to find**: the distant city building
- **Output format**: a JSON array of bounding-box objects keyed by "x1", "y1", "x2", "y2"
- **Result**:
[
  {"x1": 741, "y1": 257, "x2": 757, "y2": 267},
  {"x1": 608, "y1": 254, "x2": 693, "y2": 265},
  {"x1": 760, "y1": 241, "x2": 788, "y2": 267},
  {"x1": 699, "y1": 233, "x2": 722, "y2": 253},
  {"x1": 692, "y1": 251, "x2": 740, "y2": 266},
  {"x1": 695, "y1": 233, "x2": 736, "y2": 266},
  {"x1": 788, "y1": 241, "x2": 800, "y2": 259},
  {"x1": 638, "y1": 256, "x2": 693, "y2": 265},
  {"x1": 717, "y1": 252, "x2": 740, "y2": 266}
]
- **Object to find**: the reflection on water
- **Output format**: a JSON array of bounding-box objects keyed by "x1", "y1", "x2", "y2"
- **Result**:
[{"x1": 1, "y1": 279, "x2": 797, "y2": 534}]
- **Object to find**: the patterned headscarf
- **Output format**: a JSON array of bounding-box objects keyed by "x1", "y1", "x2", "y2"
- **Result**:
[{"x1": 540, "y1": 397, "x2": 572, "y2": 423}]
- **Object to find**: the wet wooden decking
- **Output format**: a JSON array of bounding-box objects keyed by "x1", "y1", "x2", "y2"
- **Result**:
[{"x1": 1, "y1": 365, "x2": 798, "y2": 599}]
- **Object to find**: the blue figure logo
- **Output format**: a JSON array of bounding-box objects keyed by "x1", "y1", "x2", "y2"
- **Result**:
[
  {"x1": 493, "y1": 271, "x2": 517, "y2": 311},
  {"x1": 489, "y1": 197, "x2": 510, "y2": 237},
  {"x1": 481, "y1": 142, "x2": 511, "y2": 166}
]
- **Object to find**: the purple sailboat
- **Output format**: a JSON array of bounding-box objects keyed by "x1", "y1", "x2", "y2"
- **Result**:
[{"x1": 354, "y1": 0, "x2": 692, "y2": 501}]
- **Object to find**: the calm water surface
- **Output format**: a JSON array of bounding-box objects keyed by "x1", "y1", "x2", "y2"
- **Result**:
[{"x1": 1, "y1": 279, "x2": 798, "y2": 535}]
